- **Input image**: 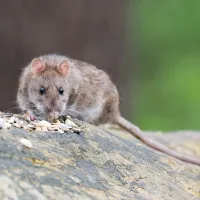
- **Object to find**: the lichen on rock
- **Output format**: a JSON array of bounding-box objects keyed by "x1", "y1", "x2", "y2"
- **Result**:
[{"x1": 0, "y1": 115, "x2": 199, "y2": 200}]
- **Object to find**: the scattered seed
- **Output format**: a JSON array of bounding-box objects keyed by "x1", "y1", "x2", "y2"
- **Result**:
[
  {"x1": 19, "y1": 138, "x2": 33, "y2": 148},
  {"x1": 0, "y1": 118, "x2": 5, "y2": 129},
  {"x1": 59, "y1": 123, "x2": 71, "y2": 132},
  {"x1": 73, "y1": 128, "x2": 81, "y2": 134},
  {"x1": 13, "y1": 123, "x2": 21, "y2": 128},
  {"x1": 35, "y1": 120, "x2": 51, "y2": 127},
  {"x1": 65, "y1": 119, "x2": 76, "y2": 127},
  {"x1": 41, "y1": 127, "x2": 48, "y2": 132},
  {"x1": 0, "y1": 112, "x2": 81, "y2": 134},
  {"x1": 4, "y1": 122, "x2": 12, "y2": 129},
  {"x1": 35, "y1": 127, "x2": 42, "y2": 131},
  {"x1": 26, "y1": 124, "x2": 35, "y2": 129},
  {"x1": 58, "y1": 129, "x2": 64, "y2": 134},
  {"x1": 19, "y1": 120, "x2": 24, "y2": 125},
  {"x1": 8, "y1": 116, "x2": 16, "y2": 124}
]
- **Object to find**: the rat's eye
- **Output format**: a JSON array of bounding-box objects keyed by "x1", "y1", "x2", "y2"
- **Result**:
[
  {"x1": 59, "y1": 87, "x2": 64, "y2": 95},
  {"x1": 40, "y1": 87, "x2": 46, "y2": 95}
]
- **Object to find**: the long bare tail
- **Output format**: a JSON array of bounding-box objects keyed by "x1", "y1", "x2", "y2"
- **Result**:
[{"x1": 116, "y1": 116, "x2": 200, "y2": 166}]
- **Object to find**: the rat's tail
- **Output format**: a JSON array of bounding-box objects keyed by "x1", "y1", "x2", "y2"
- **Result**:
[{"x1": 116, "y1": 116, "x2": 200, "y2": 166}]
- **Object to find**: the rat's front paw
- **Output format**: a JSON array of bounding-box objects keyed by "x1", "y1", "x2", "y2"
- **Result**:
[
  {"x1": 24, "y1": 111, "x2": 36, "y2": 121},
  {"x1": 30, "y1": 114, "x2": 36, "y2": 121}
]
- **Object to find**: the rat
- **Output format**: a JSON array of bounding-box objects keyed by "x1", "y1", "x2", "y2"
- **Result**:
[{"x1": 17, "y1": 54, "x2": 200, "y2": 166}]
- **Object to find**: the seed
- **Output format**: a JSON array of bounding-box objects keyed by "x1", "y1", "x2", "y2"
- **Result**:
[
  {"x1": 19, "y1": 138, "x2": 33, "y2": 148},
  {"x1": 4, "y1": 122, "x2": 12, "y2": 129},
  {"x1": 8, "y1": 117, "x2": 16, "y2": 124},
  {"x1": 0, "y1": 118, "x2": 5, "y2": 129},
  {"x1": 35, "y1": 120, "x2": 51, "y2": 127},
  {"x1": 65, "y1": 119, "x2": 76, "y2": 127},
  {"x1": 59, "y1": 123, "x2": 71, "y2": 132},
  {"x1": 13, "y1": 123, "x2": 21, "y2": 128},
  {"x1": 58, "y1": 129, "x2": 64, "y2": 134}
]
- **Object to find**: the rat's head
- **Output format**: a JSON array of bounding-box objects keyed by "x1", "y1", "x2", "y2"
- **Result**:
[{"x1": 25, "y1": 58, "x2": 71, "y2": 120}]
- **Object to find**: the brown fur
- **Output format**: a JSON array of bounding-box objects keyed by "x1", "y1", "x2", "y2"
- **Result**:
[
  {"x1": 17, "y1": 54, "x2": 119, "y2": 123},
  {"x1": 17, "y1": 54, "x2": 200, "y2": 165}
]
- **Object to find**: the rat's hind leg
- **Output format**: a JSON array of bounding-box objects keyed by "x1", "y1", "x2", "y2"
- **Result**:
[{"x1": 97, "y1": 93, "x2": 120, "y2": 124}]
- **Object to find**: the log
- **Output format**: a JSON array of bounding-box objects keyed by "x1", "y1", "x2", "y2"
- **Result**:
[{"x1": 0, "y1": 120, "x2": 199, "y2": 200}]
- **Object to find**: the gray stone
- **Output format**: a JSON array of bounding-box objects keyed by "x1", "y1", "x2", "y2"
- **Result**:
[{"x1": 0, "y1": 120, "x2": 199, "y2": 200}]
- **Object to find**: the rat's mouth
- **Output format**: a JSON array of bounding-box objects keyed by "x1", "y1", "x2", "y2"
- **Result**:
[{"x1": 47, "y1": 111, "x2": 59, "y2": 120}]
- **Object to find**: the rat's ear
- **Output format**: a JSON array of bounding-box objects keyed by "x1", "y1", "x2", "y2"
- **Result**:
[
  {"x1": 31, "y1": 58, "x2": 45, "y2": 75},
  {"x1": 57, "y1": 60, "x2": 70, "y2": 76}
]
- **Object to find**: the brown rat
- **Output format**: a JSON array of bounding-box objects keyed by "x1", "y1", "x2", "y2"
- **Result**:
[{"x1": 17, "y1": 54, "x2": 200, "y2": 166}]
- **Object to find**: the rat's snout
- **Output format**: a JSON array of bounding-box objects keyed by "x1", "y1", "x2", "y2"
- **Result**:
[
  {"x1": 46, "y1": 103, "x2": 60, "y2": 119},
  {"x1": 48, "y1": 111, "x2": 59, "y2": 119},
  {"x1": 45, "y1": 98, "x2": 60, "y2": 118}
]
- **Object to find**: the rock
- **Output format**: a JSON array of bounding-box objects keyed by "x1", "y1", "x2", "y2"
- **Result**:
[{"x1": 0, "y1": 120, "x2": 199, "y2": 200}]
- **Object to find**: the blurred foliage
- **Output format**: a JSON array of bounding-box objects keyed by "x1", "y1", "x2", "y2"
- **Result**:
[{"x1": 131, "y1": 0, "x2": 200, "y2": 131}]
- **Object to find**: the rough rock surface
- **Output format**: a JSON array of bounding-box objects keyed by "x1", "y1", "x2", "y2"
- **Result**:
[{"x1": 0, "y1": 120, "x2": 199, "y2": 200}]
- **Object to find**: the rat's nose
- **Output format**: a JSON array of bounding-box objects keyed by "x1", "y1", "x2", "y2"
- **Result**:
[{"x1": 49, "y1": 111, "x2": 59, "y2": 119}]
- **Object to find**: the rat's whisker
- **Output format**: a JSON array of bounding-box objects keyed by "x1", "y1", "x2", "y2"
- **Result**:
[{"x1": 5, "y1": 106, "x2": 21, "y2": 112}]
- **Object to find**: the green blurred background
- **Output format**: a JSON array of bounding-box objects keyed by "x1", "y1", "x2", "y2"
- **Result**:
[{"x1": 131, "y1": 0, "x2": 200, "y2": 131}]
